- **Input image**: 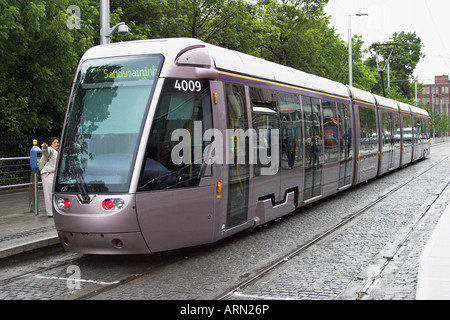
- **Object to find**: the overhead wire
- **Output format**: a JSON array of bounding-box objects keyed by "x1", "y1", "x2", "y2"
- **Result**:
[{"x1": 424, "y1": 0, "x2": 449, "y2": 55}]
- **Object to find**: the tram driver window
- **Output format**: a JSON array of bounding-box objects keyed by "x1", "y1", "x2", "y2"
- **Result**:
[{"x1": 137, "y1": 79, "x2": 212, "y2": 191}]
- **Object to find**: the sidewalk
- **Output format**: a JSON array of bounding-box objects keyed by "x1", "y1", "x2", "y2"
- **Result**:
[
  {"x1": 416, "y1": 200, "x2": 450, "y2": 299},
  {"x1": 0, "y1": 187, "x2": 59, "y2": 259}
]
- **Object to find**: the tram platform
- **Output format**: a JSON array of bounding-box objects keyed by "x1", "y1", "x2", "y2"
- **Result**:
[
  {"x1": 416, "y1": 200, "x2": 450, "y2": 299},
  {"x1": 1, "y1": 185, "x2": 450, "y2": 299},
  {"x1": 0, "y1": 187, "x2": 59, "y2": 260}
]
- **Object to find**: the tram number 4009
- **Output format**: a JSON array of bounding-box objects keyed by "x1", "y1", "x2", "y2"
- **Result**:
[{"x1": 174, "y1": 79, "x2": 202, "y2": 92}]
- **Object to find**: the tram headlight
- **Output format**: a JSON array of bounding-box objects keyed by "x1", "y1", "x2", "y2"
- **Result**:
[
  {"x1": 102, "y1": 198, "x2": 125, "y2": 210},
  {"x1": 115, "y1": 198, "x2": 125, "y2": 209},
  {"x1": 57, "y1": 198, "x2": 71, "y2": 209}
]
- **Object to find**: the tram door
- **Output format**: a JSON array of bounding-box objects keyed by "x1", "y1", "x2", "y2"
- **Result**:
[
  {"x1": 401, "y1": 114, "x2": 413, "y2": 166},
  {"x1": 252, "y1": 106, "x2": 281, "y2": 199},
  {"x1": 303, "y1": 97, "x2": 323, "y2": 201},
  {"x1": 413, "y1": 117, "x2": 423, "y2": 160},
  {"x1": 224, "y1": 83, "x2": 250, "y2": 229},
  {"x1": 337, "y1": 102, "x2": 353, "y2": 188},
  {"x1": 356, "y1": 105, "x2": 378, "y2": 183},
  {"x1": 380, "y1": 111, "x2": 397, "y2": 172}
]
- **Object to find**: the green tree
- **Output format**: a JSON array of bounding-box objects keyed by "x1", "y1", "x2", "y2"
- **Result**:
[
  {"x1": 427, "y1": 108, "x2": 450, "y2": 137},
  {"x1": 0, "y1": 0, "x2": 95, "y2": 136},
  {"x1": 112, "y1": 0, "x2": 261, "y2": 52},
  {"x1": 0, "y1": 0, "x2": 397, "y2": 139},
  {"x1": 366, "y1": 31, "x2": 424, "y2": 100},
  {"x1": 254, "y1": 0, "x2": 329, "y2": 70},
  {"x1": 110, "y1": 0, "x2": 177, "y2": 40},
  {"x1": 251, "y1": 0, "x2": 376, "y2": 90},
  {"x1": 111, "y1": 0, "x2": 365, "y2": 89}
]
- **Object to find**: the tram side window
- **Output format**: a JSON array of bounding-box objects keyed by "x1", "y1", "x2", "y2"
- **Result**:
[
  {"x1": 322, "y1": 100, "x2": 339, "y2": 163},
  {"x1": 418, "y1": 118, "x2": 429, "y2": 141},
  {"x1": 337, "y1": 102, "x2": 353, "y2": 187},
  {"x1": 278, "y1": 92, "x2": 302, "y2": 169},
  {"x1": 250, "y1": 87, "x2": 276, "y2": 104},
  {"x1": 337, "y1": 102, "x2": 352, "y2": 159},
  {"x1": 137, "y1": 79, "x2": 212, "y2": 191},
  {"x1": 381, "y1": 111, "x2": 393, "y2": 150},
  {"x1": 358, "y1": 106, "x2": 377, "y2": 153},
  {"x1": 421, "y1": 118, "x2": 427, "y2": 139},
  {"x1": 413, "y1": 116, "x2": 421, "y2": 142},
  {"x1": 303, "y1": 96, "x2": 323, "y2": 168},
  {"x1": 402, "y1": 115, "x2": 412, "y2": 143},
  {"x1": 424, "y1": 118, "x2": 431, "y2": 140},
  {"x1": 381, "y1": 111, "x2": 400, "y2": 149},
  {"x1": 253, "y1": 112, "x2": 280, "y2": 176},
  {"x1": 394, "y1": 113, "x2": 400, "y2": 147}
]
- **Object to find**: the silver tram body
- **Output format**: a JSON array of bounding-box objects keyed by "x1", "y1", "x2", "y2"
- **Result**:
[{"x1": 53, "y1": 38, "x2": 430, "y2": 254}]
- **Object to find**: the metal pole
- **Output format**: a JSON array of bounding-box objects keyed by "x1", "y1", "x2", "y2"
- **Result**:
[
  {"x1": 441, "y1": 98, "x2": 443, "y2": 137},
  {"x1": 33, "y1": 172, "x2": 39, "y2": 215},
  {"x1": 100, "y1": 0, "x2": 110, "y2": 44},
  {"x1": 447, "y1": 102, "x2": 449, "y2": 140},
  {"x1": 432, "y1": 93, "x2": 435, "y2": 139},
  {"x1": 348, "y1": 13, "x2": 368, "y2": 87},
  {"x1": 415, "y1": 80, "x2": 418, "y2": 106},
  {"x1": 387, "y1": 61, "x2": 390, "y2": 97},
  {"x1": 348, "y1": 15, "x2": 352, "y2": 86}
]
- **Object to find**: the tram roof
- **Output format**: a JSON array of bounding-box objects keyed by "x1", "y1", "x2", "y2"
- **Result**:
[
  {"x1": 397, "y1": 101, "x2": 412, "y2": 113},
  {"x1": 346, "y1": 86, "x2": 376, "y2": 105},
  {"x1": 410, "y1": 104, "x2": 429, "y2": 117},
  {"x1": 395, "y1": 101, "x2": 429, "y2": 117},
  {"x1": 81, "y1": 38, "x2": 350, "y2": 100},
  {"x1": 81, "y1": 38, "x2": 211, "y2": 64},
  {"x1": 206, "y1": 43, "x2": 350, "y2": 99},
  {"x1": 373, "y1": 94, "x2": 399, "y2": 111}
]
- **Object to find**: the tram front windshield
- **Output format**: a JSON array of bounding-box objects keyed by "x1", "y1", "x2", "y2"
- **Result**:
[{"x1": 55, "y1": 55, "x2": 162, "y2": 193}]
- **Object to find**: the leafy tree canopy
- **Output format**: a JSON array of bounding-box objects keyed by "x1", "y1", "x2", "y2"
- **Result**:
[
  {"x1": 365, "y1": 31, "x2": 425, "y2": 102},
  {"x1": 0, "y1": 0, "x2": 425, "y2": 136}
]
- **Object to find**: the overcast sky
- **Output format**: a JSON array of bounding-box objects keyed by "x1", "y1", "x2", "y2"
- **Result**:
[{"x1": 324, "y1": 0, "x2": 450, "y2": 84}]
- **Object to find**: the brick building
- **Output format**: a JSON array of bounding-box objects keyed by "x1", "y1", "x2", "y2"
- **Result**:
[
  {"x1": 419, "y1": 75, "x2": 450, "y2": 115},
  {"x1": 419, "y1": 75, "x2": 450, "y2": 138}
]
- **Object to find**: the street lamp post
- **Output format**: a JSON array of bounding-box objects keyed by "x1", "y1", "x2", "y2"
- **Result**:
[
  {"x1": 99, "y1": 0, "x2": 129, "y2": 44},
  {"x1": 348, "y1": 13, "x2": 368, "y2": 86}
]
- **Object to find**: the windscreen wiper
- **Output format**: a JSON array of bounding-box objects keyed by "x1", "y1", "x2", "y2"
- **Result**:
[
  {"x1": 66, "y1": 146, "x2": 90, "y2": 202},
  {"x1": 74, "y1": 167, "x2": 90, "y2": 202}
]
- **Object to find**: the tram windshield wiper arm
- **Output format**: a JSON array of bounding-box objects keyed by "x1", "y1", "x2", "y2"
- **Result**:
[
  {"x1": 75, "y1": 168, "x2": 90, "y2": 202},
  {"x1": 66, "y1": 146, "x2": 90, "y2": 201}
]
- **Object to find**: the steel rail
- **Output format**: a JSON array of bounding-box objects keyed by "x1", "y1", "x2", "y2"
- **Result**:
[{"x1": 214, "y1": 154, "x2": 450, "y2": 300}]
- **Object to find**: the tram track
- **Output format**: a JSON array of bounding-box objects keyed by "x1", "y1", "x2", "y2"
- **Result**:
[
  {"x1": 0, "y1": 249, "x2": 83, "y2": 287},
  {"x1": 70, "y1": 255, "x2": 182, "y2": 300},
  {"x1": 0, "y1": 245, "x2": 189, "y2": 300},
  {"x1": 214, "y1": 153, "x2": 450, "y2": 300},
  {"x1": 72, "y1": 150, "x2": 449, "y2": 300},
  {"x1": 355, "y1": 178, "x2": 450, "y2": 299},
  {"x1": 2, "y1": 146, "x2": 448, "y2": 300}
]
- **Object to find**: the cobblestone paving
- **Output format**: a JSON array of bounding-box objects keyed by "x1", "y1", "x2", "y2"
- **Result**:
[
  {"x1": 89, "y1": 147, "x2": 450, "y2": 300},
  {"x1": 1, "y1": 144, "x2": 449, "y2": 301},
  {"x1": 236, "y1": 151, "x2": 450, "y2": 300}
]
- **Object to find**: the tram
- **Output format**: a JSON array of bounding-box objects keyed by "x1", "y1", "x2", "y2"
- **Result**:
[{"x1": 53, "y1": 38, "x2": 430, "y2": 254}]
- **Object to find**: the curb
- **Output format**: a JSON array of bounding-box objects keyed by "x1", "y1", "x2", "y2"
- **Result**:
[{"x1": 0, "y1": 236, "x2": 60, "y2": 260}]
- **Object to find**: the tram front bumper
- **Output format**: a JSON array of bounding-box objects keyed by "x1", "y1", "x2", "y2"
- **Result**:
[{"x1": 57, "y1": 230, "x2": 151, "y2": 255}]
